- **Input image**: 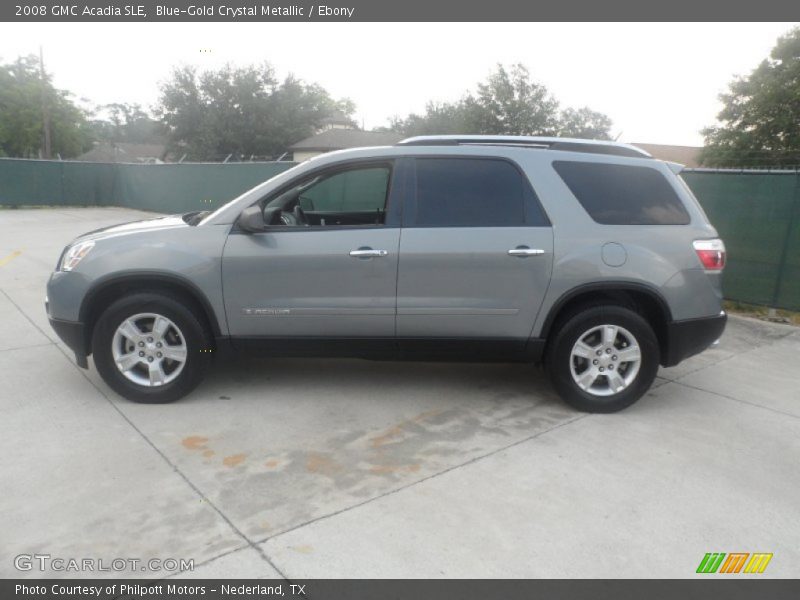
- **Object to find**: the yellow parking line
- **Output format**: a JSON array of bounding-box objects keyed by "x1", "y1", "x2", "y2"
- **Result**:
[{"x1": 0, "y1": 250, "x2": 22, "y2": 267}]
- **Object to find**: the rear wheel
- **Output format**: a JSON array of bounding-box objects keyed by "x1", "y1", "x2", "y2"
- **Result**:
[
  {"x1": 92, "y1": 292, "x2": 213, "y2": 403},
  {"x1": 546, "y1": 305, "x2": 659, "y2": 413}
]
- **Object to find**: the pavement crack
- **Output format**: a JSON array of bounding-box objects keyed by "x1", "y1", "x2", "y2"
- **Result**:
[
  {"x1": 659, "y1": 352, "x2": 738, "y2": 383},
  {"x1": 670, "y1": 378, "x2": 800, "y2": 420},
  {"x1": 0, "y1": 342, "x2": 54, "y2": 353},
  {"x1": 254, "y1": 411, "x2": 589, "y2": 547},
  {"x1": 0, "y1": 288, "x2": 58, "y2": 345},
  {"x1": 161, "y1": 543, "x2": 251, "y2": 579}
]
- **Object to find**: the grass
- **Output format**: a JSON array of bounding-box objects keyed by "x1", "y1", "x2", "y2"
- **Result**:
[{"x1": 724, "y1": 300, "x2": 800, "y2": 326}]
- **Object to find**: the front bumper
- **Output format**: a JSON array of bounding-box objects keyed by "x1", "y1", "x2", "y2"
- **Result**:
[
  {"x1": 46, "y1": 274, "x2": 91, "y2": 368},
  {"x1": 47, "y1": 297, "x2": 89, "y2": 368},
  {"x1": 662, "y1": 311, "x2": 727, "y2": 367}
]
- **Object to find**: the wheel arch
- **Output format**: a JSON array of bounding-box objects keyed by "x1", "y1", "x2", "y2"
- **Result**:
[
  {"x1": 79, "y1": 272, "x2": 222, "y2": 355},
  {"x1": 540, "y1": 281, "x2": 673, "y2": 365}
]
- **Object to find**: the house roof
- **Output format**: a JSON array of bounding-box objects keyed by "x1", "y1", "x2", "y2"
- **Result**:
[
  {"x1": 631, "y1": 143, "x2": 702, "y2": 168},
  {"x1": 75, "y1": 142, "x2": 166, "y2": 163},
  {"x1": 288, "y1": 129, "x2": 404, "y2": 152},
  {"x1": 320, "y1": 111, "x2": 353, "y2": 127}
]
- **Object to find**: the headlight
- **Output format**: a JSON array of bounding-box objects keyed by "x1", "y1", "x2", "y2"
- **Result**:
[{"x1": 60, "y1": 240, "x2": 95, "y2": 271}]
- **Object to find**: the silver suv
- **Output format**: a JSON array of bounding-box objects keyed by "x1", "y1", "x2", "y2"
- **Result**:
[{"x1": 46, "y1": 136, "x2": 727, "y2": 412}]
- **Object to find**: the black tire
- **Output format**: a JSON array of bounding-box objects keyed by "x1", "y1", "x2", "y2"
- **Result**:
[
  {"x1": 91, "y1": 291, "x2": 213, "y2": 403},
  {"x1": 546, "y1": 304, "x2": 659, "y2": 413}
]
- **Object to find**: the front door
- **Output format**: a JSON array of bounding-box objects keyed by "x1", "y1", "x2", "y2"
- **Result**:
[{"x1": 223, "y1": 161, "x2": 401, "y2": 339}]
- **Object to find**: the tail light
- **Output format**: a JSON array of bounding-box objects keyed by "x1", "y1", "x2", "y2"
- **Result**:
[{"x1": 693, "y1": 239, "x2": 726, "y2": 270}]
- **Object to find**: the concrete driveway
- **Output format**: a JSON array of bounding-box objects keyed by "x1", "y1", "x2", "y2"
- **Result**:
[{"x1": 1, "y1": 207, "x2": 798, "y2": 578}]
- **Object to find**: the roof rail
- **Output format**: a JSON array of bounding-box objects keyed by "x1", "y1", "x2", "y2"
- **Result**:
[{"x1": 397, "y1": 135, "x2": 652, "y2": 159}]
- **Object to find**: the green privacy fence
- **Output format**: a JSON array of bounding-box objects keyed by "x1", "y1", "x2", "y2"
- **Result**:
[
  {"x1": 682, "y1": 170, "x2": 800, "y2": 311},
  {"x1": 0, "y1": 158, "x2": 296, "y2": 214},
  {"x1": 1, "y1": 158, "x2": 799, "y2": 310}
]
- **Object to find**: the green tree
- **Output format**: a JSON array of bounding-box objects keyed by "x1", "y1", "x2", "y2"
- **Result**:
[
  {"x1": 0, "y1": 55, "x2": 93, "y2": 158},
  {"x1": 701, "y1": 27, "x2": 800, "y2": 167},
  {"x1": 464, "y1": 64, "x2": 560, "y2": 135},
  {"x1": 386, "y1": 64, "x2": 612, "y2": 140},
  {"x1": 383, "y1": 102, "x2": 470, "y2": 136},
  {"x1": 558, "y1": 107, "x2": 613, "y2": 140},
  {"x1": 156, "y1": 63, "x2": 355, "y2": 160},
  {"x1": 89, "y1": 103, "x2": 163, "y2": 144}
]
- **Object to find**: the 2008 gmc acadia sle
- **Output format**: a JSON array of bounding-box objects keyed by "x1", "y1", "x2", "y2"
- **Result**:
[{"x1": 46, "y1": 136, "x2": 727, "y2": 412}]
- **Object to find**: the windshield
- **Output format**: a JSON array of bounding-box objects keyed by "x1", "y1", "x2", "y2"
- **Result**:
[{"x1": 197, "y1": 161, "x2": 308, "y2": 226}]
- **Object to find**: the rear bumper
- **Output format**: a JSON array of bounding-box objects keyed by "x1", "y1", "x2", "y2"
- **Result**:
[
  {"x1": 48, "y1": 316, "x2": 89, "y2": 369},
  {"x1": 663, "y1": 311, "x2": 727, "y2": 367}
]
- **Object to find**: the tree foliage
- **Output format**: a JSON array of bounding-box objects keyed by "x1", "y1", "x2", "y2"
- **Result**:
[
  {"x1": 89, "y1": 103, "x2": 163, "y2": 144},
  {"x1": 0, "y1": 55, "x2": 93, "y2": 158},
  {"x1": 701, "y1": 28, "x2": 800, "y2": 167},
  {"x1": 558, "y1": 107, "x2": 614, "y2": 139},
  {"x1": 156, "y1": 63, "x2": 355, "y2": 160},
  {"x1": 385, "y1": 64, "x2": 612, "y2": 140}
]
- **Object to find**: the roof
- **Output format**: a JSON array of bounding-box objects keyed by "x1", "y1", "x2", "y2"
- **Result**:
[
  {"x1": 631, "y1": 143, "x2": 702, "y2": 168},
  {"x1": 289, "y1": 129, "x2": 404, "y2": 152},
  {"x1": 398, "y1": 135, "x2": 651, "y2": 159},
  {"x1": 320, "y1": 111, "x2": 353, "y2": 126},
  {"x1": 75, "y1": 142, "x2": 166, "y2": 163}
]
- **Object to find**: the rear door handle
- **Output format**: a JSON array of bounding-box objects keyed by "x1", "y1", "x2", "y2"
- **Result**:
[
  {"x1": 350, "y1": 248, "x2": 388, "y2": 258},
  {"x1": 508, "y1": 246, "x2": 545, "y2": 257}
]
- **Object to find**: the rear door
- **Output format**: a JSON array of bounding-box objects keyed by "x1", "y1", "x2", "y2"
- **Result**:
[{"x1": 396, "y1": 157, "x2": 553, "y2": 343}]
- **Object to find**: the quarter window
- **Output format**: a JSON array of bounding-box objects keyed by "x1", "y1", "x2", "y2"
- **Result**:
[{"x1": 553, "y1": 161, "x2": 690, "y2": 225}]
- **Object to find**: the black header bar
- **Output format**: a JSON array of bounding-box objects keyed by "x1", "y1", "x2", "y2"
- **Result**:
[{"x1": 3, "y1": 579, "x2": 800, "y2": 600}]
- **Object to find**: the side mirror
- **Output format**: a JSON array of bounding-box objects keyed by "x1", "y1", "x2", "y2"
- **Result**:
[
  {"x1": 263, "y1": 206, "x2": 281, "y2": 225},
  {"x1": 237, "y1": 206, "x2": 267, "y2": 233}
]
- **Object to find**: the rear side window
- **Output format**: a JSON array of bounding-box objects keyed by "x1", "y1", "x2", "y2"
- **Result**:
[
  {"x1": 553, "y1": 161, "x2": 690, "y2": 225},
  {"x1": 413, "y1": 158, "x2": 545, "y2": 227}
]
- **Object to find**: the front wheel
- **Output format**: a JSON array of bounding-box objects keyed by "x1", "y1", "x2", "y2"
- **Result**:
[
  {"x1": 92, "y1": 292, "x2": 213, "y2": 403},
  {"x1": 546, "y1": 305, "x2": 659, "y2": 413}
]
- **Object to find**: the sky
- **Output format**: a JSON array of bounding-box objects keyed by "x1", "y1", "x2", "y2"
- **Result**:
[{"x1": 0, "y1": 22, "x2": 795, "y2": 146}]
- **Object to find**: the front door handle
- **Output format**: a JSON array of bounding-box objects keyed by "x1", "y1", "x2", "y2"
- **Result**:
[
  {"x1": 508, "y1": 246, "x2": 546, "y2": 257},
  {"x1": 350, "y1": 248, "x2": 388, "y2": 258}
]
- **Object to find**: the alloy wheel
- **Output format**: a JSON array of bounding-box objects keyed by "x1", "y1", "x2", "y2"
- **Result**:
[
  {"x1": 111, "y1": 312, "x2": 188, "y2": 387},
  {"x1": 569, "y1": 324, "x2": 642, "y2": 397}
]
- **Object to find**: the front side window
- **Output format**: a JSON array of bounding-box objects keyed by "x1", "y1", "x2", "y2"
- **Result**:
[
  {"x1": 265, "y1": 164, "x2": 391, "y2": 227},
  {"x1": 412, "y1": 158, "x2": 532, "y2": 227},
  {"x1": 553, "y1": 161, "x2": 690, "y2": 225}
]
